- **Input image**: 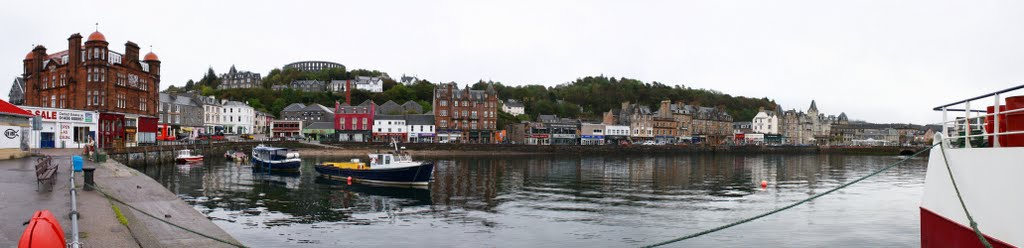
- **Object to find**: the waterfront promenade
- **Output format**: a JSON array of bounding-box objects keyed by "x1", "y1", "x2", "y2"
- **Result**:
[{"x1": 0, "y1": 149, "x2": 241, "y2": 247}]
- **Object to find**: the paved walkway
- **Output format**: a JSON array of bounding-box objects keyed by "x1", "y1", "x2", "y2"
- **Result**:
[
  {"x1": 0, "y1": 149, "x2": 241, "y2": 247},
  {"x1": 0, "y1": 149, "x2": 137, "y2": 247}
]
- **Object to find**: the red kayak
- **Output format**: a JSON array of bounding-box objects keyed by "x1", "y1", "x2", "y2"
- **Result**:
[{"x1": 19, "y1": 210, "x2": 66, "y2": 248}]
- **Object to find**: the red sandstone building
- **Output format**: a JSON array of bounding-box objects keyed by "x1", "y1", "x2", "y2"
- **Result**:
[
  {"x1": 21, "y1": 31, "x2": 161, "y2": 148},
  {"x1": 432, "y1": 83, "x2": 498, "y2": 143}
]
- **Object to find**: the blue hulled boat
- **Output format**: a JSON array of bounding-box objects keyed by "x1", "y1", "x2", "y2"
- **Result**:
[
  {"x1": 315, "y1": 142, "x2": 434, "y2": 186},
  {"x1": 251, "y1": 145, "x2": 301, "y2": 171}
]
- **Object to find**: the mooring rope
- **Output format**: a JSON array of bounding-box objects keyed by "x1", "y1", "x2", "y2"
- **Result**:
[
  {"x1": 937, "y1": 142, "x2": 993, "y2": 248},
  {"x1": 643, "y1": 143, "x2": 939, "y2": 248},
  {"x1": 92, "y1": 186, "x2": 248, "y2": 248}
]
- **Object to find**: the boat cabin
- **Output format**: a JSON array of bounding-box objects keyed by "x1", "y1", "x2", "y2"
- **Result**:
[
  {"x1": 368, "y1": 152, "x2": 412, "y2": 166},
  {"x1": 253, "y1": 147, "x2": 296, "y2": 161}
]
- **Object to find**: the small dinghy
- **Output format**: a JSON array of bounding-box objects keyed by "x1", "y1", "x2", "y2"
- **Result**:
[
  {"x1": 19, "y1": 210, "x2": 66, "y2": 248},
  {"x1": 175, "y1": 149, "x2": 204, "y2": 164}
]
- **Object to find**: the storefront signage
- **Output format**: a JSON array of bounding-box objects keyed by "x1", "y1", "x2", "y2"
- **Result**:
[
  {"x1": 581, "y1": 135, "x2": 604, "y2": 139},
  {"x1": 60, "y1": 123, "x2": 71, "y2": 140},
  {"x1": 552, "y1": 134, "x2": 576, "y2": 139},
  {"x1": 530, "y1": 134, "x2": 550, "y2": 138},
  {"x1": 24, "y1": 108, "x2": 94, "y2": 124}
]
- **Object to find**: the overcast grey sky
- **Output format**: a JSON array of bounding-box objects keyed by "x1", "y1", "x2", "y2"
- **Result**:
[{"x1": 4, "y1": 0, "x2": 1024, "y2": 124}]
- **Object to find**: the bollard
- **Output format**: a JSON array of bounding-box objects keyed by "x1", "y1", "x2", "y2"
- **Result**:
[{"x1": 82, "y1": 167, "x2": 96, "y2": 191}]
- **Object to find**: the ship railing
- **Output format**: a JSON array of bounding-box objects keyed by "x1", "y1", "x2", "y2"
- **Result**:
[{"x1": 932, "y1": 84, "x2": 1024, "y2": 148}]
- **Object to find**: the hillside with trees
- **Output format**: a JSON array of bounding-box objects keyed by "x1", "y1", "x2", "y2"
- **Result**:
[
  {"x1": 478, "y1": 76, "x2": 776, "y2": 122},
  {"x1": 165, "y1": 68, "x2": 776, "y2": 124}
]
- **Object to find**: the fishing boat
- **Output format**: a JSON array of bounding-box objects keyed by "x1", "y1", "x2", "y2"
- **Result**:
[
  {"x1": 315, "y1": 141, "x2": 433, "y2": 186},
  {"x1": 251, "y1": 144, "x2": 301, "y2": 171},
  {"x1": 922, "y1": 84, "x2": 1024, "y2": 247},
  {"x1": 175, "y1": 149, "x2": 204, "y2": 164}
]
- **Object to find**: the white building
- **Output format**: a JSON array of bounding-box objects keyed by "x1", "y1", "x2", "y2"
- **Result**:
[
  {"x1": 222, "y1": 100, "x2": 254, "y2": 134},
  {"x1": 22, "y1": 106, "x2": 98, "y2": 149},
  {"x1": 353, "y1": 76, "x2": 383, "y2": 93},
  {"x1": 604, "y1": 125, "x2": 631, "y2": 137},
  {"x1": 327, "y1": 80, "x2": 348, "y2": 93},
  {"x1": 405, "y1": 114, "x2": 435, "y2": 143},
  {"x1": 502, "y1": 99, "x2": 525, "y2": 116},
  {"x1": 752, "y1": 109, "x2": 779, "y2": 134},
  {"x1": 373, "y1": 115, "x2": 406, "y2": 142},
  {"x1": 196, "y1": 95, "x2": 223, "y2": 134}
]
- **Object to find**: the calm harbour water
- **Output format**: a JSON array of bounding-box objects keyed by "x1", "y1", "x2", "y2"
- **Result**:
[{"x1": 134, "y1": 153, "x2": 929, "y2": 247}]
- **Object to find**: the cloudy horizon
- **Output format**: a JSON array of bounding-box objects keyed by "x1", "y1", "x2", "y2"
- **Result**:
[{"x1": 4, "y1": 0, "x2": 1024, "y2": 124}]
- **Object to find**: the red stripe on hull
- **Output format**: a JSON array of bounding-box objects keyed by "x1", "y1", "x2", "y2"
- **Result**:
[{"x1": 921, "y1": 207, "x2": 1015, "y2": 248}]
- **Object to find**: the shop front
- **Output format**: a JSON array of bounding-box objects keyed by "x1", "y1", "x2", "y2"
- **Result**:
[
  {"x1": 581, "y1": 135, "x2": 604, "y2": 145},
  {"x1": 137, "y1": 117, "x2": 158, "y2": 146},
  {"x1": 124, "y1": 117, "x2": 137, "y2": 147},
  {"x1": 22, "y1": 106, "x2": 98, "y2": 149},
  {"x1": 436, "y1": 130, "x2": 461, "y2": 143},
  {"x1": 526, "y1": 134, "x2": 550, "y2": 145},
  {"x1": 373, "y1": 132, "x2": 407, "y2": 143},
  {"x1": 407, "y1": 133, "x2": 435, "y2": 143},
  {"x1": 99, "y1": 113, "x2": 126, "y2": 148}
]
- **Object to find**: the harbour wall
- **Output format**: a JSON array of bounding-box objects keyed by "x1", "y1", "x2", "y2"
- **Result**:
[{"x1": 316, "y1": 142, "x2": 926, "y2": 156}]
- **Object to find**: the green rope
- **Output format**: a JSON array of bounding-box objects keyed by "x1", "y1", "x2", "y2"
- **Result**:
[
  {"x1": 92, "y1": 186, "x2": 248, "y2": 248},
  {"x1": 938, "y1": 142, "x2": 993, "y2": 248},
  {"x1": 643, "y1": 143, "x2": 939, "y2": 248}
]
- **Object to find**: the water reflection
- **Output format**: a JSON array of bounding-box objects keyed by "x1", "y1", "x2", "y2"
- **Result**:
[{"x1": 135, "y1": 153, "x2": 928, "y2": 247}]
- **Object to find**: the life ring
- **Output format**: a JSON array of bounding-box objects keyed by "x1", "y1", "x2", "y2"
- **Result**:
[{"x1": 370, "y1": 157, "x2": 377, "y2": 164}]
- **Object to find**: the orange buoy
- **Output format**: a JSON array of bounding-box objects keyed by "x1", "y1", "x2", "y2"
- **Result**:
[
  {"x1": 19, "y1": 210, "x2": 66, "y2": 248},
  {"x1": 347, "y1": 176, "x2": 352, "y2": 185},
  {"x1": 760, "y1": 180, "x2": 768, "y2": 188}
]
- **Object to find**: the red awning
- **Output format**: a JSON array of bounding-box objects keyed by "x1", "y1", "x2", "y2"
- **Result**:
[{"x1": 0, "y1": 99, "x2": 32, "y2": 117}]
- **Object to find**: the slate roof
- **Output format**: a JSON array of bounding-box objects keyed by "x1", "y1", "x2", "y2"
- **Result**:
[
  {"x1": 377, "y1": 100, "x2": 403, "y2": 114},
  {"x1": 538, "y1": 115, "x2": 559, "y2": 123},
  {"x1": 504, "y1": 99, "x2": 525, "y2": 108},
  {"x1": 302, "y1": 103, "x2": 333, "y2": 113},
  {"x1": 282, "y1": 103, "x2": 307, "y2": 112},
  {"x1": 406, "y1": 114, "x2": 435, "y2": 125},
  {"x1": 304, "y1": 122, "x2": 335, "y2": 130},
  {"x1": 374, "y1": 114, "x2": 405, "y2": 120},
  {"x1": 402, "y1": 101, "x2": 423, "y2": 114},
  {"x1": 223, "y1": 101, "x2": 250, "y2": 107}
]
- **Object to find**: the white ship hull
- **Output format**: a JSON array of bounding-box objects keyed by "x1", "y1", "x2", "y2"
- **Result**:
[{"x1": 921, "y1": 135, "x2": 1021, "y2": 247}]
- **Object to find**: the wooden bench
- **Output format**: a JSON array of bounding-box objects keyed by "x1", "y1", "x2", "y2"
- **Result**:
[{"x1": 35, "y1": 156, "x2": 57, "y2": 192}]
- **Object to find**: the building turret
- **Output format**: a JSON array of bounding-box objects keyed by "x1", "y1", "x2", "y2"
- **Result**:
[
  {"x1": 144, "y1": 51, "x2": 160, "y2": 77},
  {"x1": 84, "y1": 31, "x2": 108, "y2": 64}
]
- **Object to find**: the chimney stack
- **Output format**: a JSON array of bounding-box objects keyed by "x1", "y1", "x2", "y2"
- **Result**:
[{"x1": 124, "y1": 41, "x2": 140, "y2": 65}]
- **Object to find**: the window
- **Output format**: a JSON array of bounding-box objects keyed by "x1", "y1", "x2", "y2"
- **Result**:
[
  {"x1": 73, "y1": 127, "x2": 90, "y2": 143},
  {"x1": 140, "y1": 98, "x2": 147, "y2": 111},
  {"x1": 60, "y1": 95, "x2": 66, "y2": 108}
]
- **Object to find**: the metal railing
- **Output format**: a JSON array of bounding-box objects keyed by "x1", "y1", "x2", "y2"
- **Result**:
[{"x1": 933, "y1": 84, "x2": 1024, "y2": 148}]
